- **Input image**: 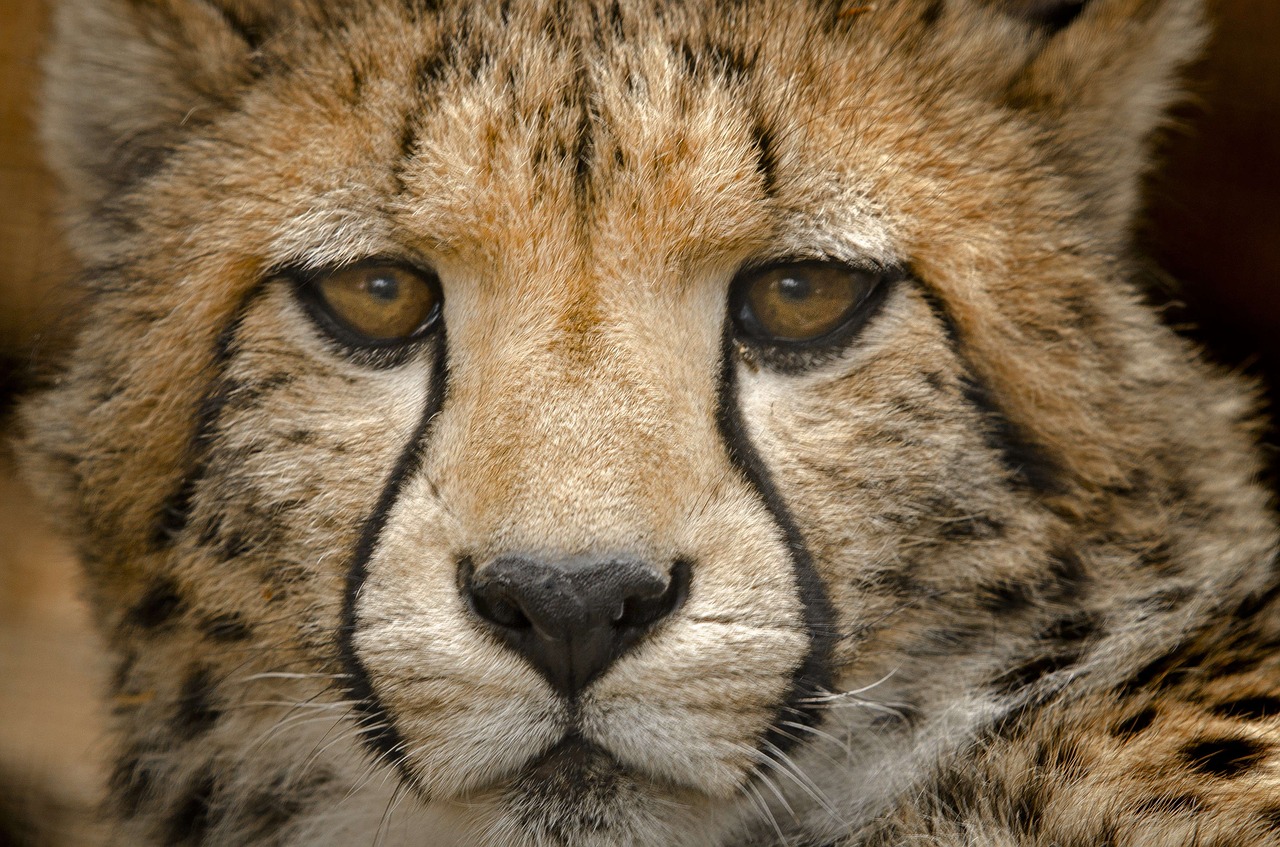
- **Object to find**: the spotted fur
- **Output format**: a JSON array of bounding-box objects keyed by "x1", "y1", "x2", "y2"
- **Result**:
[{"x1": 20, "y1": 0, "x2": 1280, "y2": 845}]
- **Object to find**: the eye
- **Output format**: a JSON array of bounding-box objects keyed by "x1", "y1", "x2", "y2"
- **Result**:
[
  {"x1": 731, "y1": 260, "x2": 882, "y2": 345},
  {"x1": 299, "y1": 262, "x2": 442, "y2": 346}
]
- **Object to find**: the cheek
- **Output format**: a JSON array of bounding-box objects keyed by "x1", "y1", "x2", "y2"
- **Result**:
[
  {"x1": 173, "y1": 282, "x2": 435, "y2": 639},
  {"x1": 743, "y1": 324, "x2": 1044, "y2": 677}
]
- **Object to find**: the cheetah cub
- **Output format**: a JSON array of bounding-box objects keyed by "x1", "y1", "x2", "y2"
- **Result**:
[{"x1": 20, "y1": 0, "x2": 1280, "y2": 844}]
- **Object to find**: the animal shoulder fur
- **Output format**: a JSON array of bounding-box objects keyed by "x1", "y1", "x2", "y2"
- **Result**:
[{"x1": 20, "y1": 0, "x2": 1280, "y2": 845}]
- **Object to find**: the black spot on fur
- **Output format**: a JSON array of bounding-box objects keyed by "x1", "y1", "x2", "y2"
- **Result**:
[
  {"x1": 673, "y1": 38, "x2": 756, "y2": 84},
  {"x1": 605, "y1": 0, "x2": 625, "y2": 38},
  {"x1": 415, "y1": 51, "x2": 451, "y2": 93},
  {"x1": 195, "y1": 514, "x2": 223, "y2": 550},
  {"x1": 1181, "y1": 736, "x2": 1268, "y2": 778},
  {"x1": 1118, "y1": 639, "x2": 1207, "y2": 695},
  {"x1": 1042, "y1": 610, "x2": 1100, "y2": 644},
  {"x1": 199, "y1": 613, "x2": 252, "y2": 643},
  {"x1": 539, "y1": 0, "x2": 573, "y2": 41},
  {"x1": 1216, "y1": 651, "x2": 1266, "y2": 677},
  {"x1": 176, "y1": 669, "x2": 221, "y2": 740},
  {"x1": 1044, "y1": 550, "x2": 1085, "y2": 603},
  {"x1": 921, "y1": 0, "x2": 945, "y2": 28},
  {"x1": 1008, "y1": 0, "x2": 1088, "y2": 33},
  {"x1": 1260, "y1": 805, "x2": 1280, "y2": 831},
  {"x1": 978, "y1": 579, "x2": 1035, "y2": 614},
  {"x1": 1212, "y1": 695, "x2": 1280, "y2": 722},
  {"x1": 750, "y1": 118, "x2": 778, "y2": 196},
  {"x1": 572, "y1": 89, "x2": 595, "y2": 206},
  {"x1": 1111, "y1": 706, "x2": 1156, "y2": 740},
  {"x1": 207, "y1": 1, "x2": 272, "y2": 49},
  {"x1": 403, "y1": 0, "x2": 443, "y2": 15},
  {"x1": 859, "y1": 567, "x2": 926, "y2": 598},
  {"x1": 1009, "y1": 783, "x2": 1044, "y2": 835},
  {"x1": 218, "y1": 532, "x2": 253, "y2": 561},
  {"x1": 284, "y1": 428, "x2": 316, "y2": 445},
  {"x1": 129, "y1": 579, "x2": 185, "y2": 630},
  {"x1": 928, "y1": 770, "x2": 972, "y2": 818},
  {"x1": 227, "y1": 373, "x2": 293, "y2": 412},
  {"x1": 1233, "y1": 579, "x2": 1280, "y2": 621},
  {"x1": 1060, "y1": 824, "x2": 1120, "y2": 847},
  {"x1": 940, "y1": 514, "x2": 1006, "y2": 540},
  {"x1": 392, "y1": 113, "x2": 419, "y2": 196},
  {"x1": 1139, "y1": 540, "x2": 1176, "y2": 572},
  {"x1": 165, "y1": 773, "x2": 215, "y2": 845},
  {"x1": 814, "y1": 0, "x2": 876, "y2": 33},
  {"x1": 1032, "y1": 737, "x2": 1088, "y2": 781},
  {"x1": 996, "y1": 648, "x2": 1082, "y2": 695},
  {"x1": 236, "y1": 780, "x2": 317, "y2": 841},
  {"x1": 109, "y1": 752, "x2": 153, "y2": 817},
  {"x1": 1044, "y1": 550, "x2": 1088, "y2": 601}
]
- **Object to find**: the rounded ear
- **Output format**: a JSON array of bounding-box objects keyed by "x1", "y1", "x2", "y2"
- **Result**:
[
  {"x1": 997, "y1": 0, "x2": 1208, "y2": 229},
  {"x1": 41, "y1": 0, "x2": 278, "y2": 247}
]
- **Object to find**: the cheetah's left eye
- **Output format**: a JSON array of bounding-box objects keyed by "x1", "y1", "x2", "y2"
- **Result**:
[{"x1": 730, "y1": 261, "x2": 882, "y2": 345}]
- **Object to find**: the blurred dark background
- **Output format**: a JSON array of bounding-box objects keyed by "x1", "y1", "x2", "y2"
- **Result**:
[
  {"x1": 1143, "y1": 0, "x2": 1280, "y2": 444},
  {"x1": 0, "y1": 0, "x2": 1277, "y2": 843}
]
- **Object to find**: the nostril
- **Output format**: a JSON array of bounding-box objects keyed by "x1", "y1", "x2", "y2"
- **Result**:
[
  {"x1": 617, "y1": 558, "x2": 691, "y2": 630},
  {"x1": 460, "y1": 556, "x2": 526, "y2": 630},
  {"x1": 472, "y1": 589, "x2": 532, "y2": 631}
]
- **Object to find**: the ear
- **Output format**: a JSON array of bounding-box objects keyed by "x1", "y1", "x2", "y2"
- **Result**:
[
  {"x1": 41, "y1": 0, "x2": 278, "y2": 241},
  {"x1": 994, "y1": 0, "x2": 1208, "y2": 228}
]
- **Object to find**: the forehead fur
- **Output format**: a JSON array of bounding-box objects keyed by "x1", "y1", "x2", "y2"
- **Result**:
[{"x1": 30, "y1": 0, "x2": 1208, "y2": 558}]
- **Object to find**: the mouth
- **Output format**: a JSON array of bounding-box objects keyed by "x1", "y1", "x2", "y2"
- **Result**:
[{"x1": 504, "y1": 734, "x2": 626, "y2": 804}]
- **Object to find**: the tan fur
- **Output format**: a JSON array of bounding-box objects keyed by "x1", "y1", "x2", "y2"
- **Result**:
[{"x1": 20, "y1": 0, "x2": 1280, "y2": 845}]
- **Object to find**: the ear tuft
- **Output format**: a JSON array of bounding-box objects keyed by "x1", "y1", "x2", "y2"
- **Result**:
[
  {"x1": 41, "y1": 0, "x2": 270, "y2": 249},
  {"x1": 995, "y1": 0, "x2": 1207, "y2": 232}
]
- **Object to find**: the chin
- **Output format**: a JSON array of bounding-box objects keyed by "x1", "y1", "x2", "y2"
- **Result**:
[{"x1": 423, "y1": 738, "x2": 743, "y2": 847}]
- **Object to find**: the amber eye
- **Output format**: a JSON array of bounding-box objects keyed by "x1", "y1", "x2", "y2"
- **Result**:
[
  {"x1": 732, "y1": 261, "x2": 880, "y2": 344},
  {"x1": 304, "y1": 263, "x2": 442, "y2": 345}
]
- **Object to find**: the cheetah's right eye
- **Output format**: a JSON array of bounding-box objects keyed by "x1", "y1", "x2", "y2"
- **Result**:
[{"x1": 296, "y1": 262, "x2": 443, "y2": 347}]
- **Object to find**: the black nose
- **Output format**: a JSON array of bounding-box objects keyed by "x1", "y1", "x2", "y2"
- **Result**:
[{"x1": 460, "y1": 556, "x2": 689, "y2": 696}]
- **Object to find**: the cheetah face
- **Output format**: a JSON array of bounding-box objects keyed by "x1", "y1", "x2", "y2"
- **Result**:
[{"x1": 27, "y1": 0, "x2": 1219, "y2": 844}]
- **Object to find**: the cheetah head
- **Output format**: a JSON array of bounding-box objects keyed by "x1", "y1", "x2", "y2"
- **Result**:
[{"x1": 24, "y1": 0, "x2": 1265, "y2": 845}]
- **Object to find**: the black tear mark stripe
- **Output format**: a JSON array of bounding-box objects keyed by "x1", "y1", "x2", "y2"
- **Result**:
[
  {"x1": 153, "y1": 286, "x2": 270, "y2": 547},
  {"x1": 338, "y1": 329, "x2": 449, "y2": 782},
  {"x1": 913, "y1": 283, "x2": 1060, "y2": 494},
  {"x1": 716, "y1": 325, "x2": 837, "y2": 759}
]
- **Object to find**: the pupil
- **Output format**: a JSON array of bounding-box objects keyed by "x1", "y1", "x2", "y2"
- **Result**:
[
  {"x1": 366, "y1": 275, "x2": 400, "y2": 302},
  {"x1": 777, "y1": 276, "x2": 811, "y2": 301}
]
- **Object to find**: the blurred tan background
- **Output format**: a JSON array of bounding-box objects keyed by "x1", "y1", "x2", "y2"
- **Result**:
[
  {"x1": 1, "y1": 1, "x2": 106, "y2": 844},
  {"x1": 1, "y1": 0, "x2": 1278, "y2": 844}
]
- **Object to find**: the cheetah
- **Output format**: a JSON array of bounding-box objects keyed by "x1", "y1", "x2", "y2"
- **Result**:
[{"x1": 17, "y1": 0, "x2": 1280, "y2": 844}]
